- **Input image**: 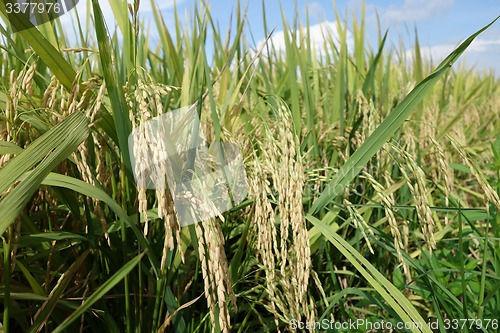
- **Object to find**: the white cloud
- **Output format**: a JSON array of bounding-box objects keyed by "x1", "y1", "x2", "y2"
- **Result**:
[
  {"x1": 63, "y1": 0, "x2": 181, "y2": 23},
  {"x1": 255, "y1": 21, "x2": 354, "y2": 58},
  {"x1": 404, "y1": 38, "x2": 500, "y2": 75},
  {"x1": 407, "y1": 44, "x2": 455, "y2": 63},
  {"x1": 467, "y1": 38, "x2": 500, "y2": 53},
  {"x1": 56, "y1": 0, "x2": 182, "y2": 44},
  {"x1": 384, "y1": 0, "x2": 454, "y2": 22},
  {"x1": 59, "y1": 1, "x2": 122, "y2": 35},
  {"x1": 406, "y1": 38, "x2": 500, "y2": 62},
  {"x1": 140, "y1": 0, "x2": 181, "y2": 12}
]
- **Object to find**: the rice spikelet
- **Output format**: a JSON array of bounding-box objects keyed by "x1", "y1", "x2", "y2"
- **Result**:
[
  {"x1": 195, "y1": 218, "x2": 235, "y2": 333},
  {"x1": 393, "y1": 143, "x2": 436, "y2": 253},
  {"x1": 248, "y1": 98, "x2": 312, "y2": 328},
  {"x1": 125, "y1": 78, "x2": 184, "y2": 263},
  {"x1": 362, "y1": 171, "x2": 410, "y2": 281},
  {"x1": 450, "y1": 139, "x2": 500, "y2": 210}
]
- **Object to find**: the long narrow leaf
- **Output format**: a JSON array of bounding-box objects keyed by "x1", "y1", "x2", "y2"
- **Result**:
[
  {"x1": 29, "y1": 250, "x2": 90, "y2": 333},
  {"x1": 39, "y1": 172, "x2": 160, "y2": 276},
  {"x1": 92, "y1": 0, "x2": 133, "y2": 175},
  {"x1": 51, "y1": 252, "x2": 145, "y2": 333},
  {"x1": 307, "y1": 214, "x2": 432, "y2": 333},
  {"x1": 0, "y1": 111, "x2": 89, "y2": 234}
]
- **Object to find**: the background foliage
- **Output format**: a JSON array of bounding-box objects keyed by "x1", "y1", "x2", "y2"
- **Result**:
[{"x1": 0, "y1": 1, "x2": 499, "y2": 332}]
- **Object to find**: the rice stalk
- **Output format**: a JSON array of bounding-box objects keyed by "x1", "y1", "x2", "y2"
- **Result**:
[
  {"x1": 52, "y1": 72, "x2": 114, "y2": 242},
  {"x1": 430, "y1": 137, "x2": 454, "y2": 225},
  {"x1": 248, "y1": 99, "x2": 312, "y2": 328},
  {"x1": 0, "y1": 70, "x2": 18, "y2": 168},
  {"x1": 344, "y1": 198, "x2": 375, "y2": 254},
  {"x1": 393, "y1": 143, "x2": 437, "y2": 253},
  {"x1": 362, "y1": 171, "x2": 410, "y2": 281},
  {"x1": 41, "y1": 75, "x2": 60, "y2": 111},
  {"x1": 124, "y1": 79, "x2": 188, "y2": 276},
  {"x1": 5, "y1": 70, "x2": 19, "y2": 142},
  {"x1": 248, "y1": 154, "x2": 281, "y2": 328},
  {"x1": 450, "y1": 138, "x2": 500, "y2": 211},
  {"x1": 194, "y1": 217, "x2": 235, "y2": 333}
]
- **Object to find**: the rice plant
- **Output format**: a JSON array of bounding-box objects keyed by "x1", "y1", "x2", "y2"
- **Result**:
[{"x1": 0, "y1": 1, "x2": 499, "y2": 332}]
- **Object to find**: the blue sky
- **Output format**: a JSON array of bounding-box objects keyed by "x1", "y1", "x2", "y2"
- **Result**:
[{"x1": 46, "y1": 0, "x2": 500, "y2": 75}]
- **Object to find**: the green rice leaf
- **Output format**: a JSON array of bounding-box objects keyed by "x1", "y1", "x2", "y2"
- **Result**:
[
  {"x1": 92, "y1": 0, "x2": 133, "y2": 175},
  {"x1": 51, "y1": 252, "x2": 144, "y2": 333},
  {"x1": 15, "y1": 261, "x2": 46, "y2": 297},
  {"x1": 0, "y1": 141, "x2": 23, "y2": 155},
  {"x1": 0, "y1": 111, "x2": 89, "y2": 234},
  {"x1": 39, "y1": 172, "x2": 161, "y2": 276},
  {"x1": 28, "y1": 250, "x2": 90, "y2": 333},
  {"x1": 307, "y1": 214, "x2": 432, "y2": 332}
]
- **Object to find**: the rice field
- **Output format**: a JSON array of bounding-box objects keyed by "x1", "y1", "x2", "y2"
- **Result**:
[{"x1": 0, "y1": 1, "x2": 499, "y2": 332}]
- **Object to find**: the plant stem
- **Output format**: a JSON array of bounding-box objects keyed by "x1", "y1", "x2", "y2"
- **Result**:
[{"x1": 2, "y1": 226, "x2": 12, "y2": 333}]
